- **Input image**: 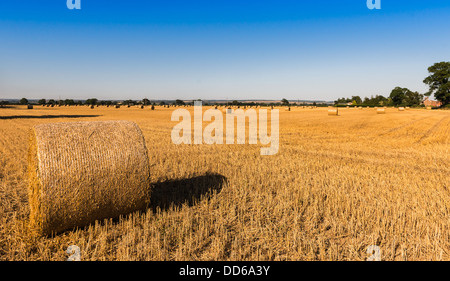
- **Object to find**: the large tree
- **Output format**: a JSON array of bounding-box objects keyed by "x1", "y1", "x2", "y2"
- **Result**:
[
  {"x1": 389, "y1": 87, "x2": 422, "y2": 106},
  {"x1": 351, "y1": 96, "x2": 362, "y2": 105},
  {"x1": 423, "y1": 61, "x2": 450, "y2": 106}
]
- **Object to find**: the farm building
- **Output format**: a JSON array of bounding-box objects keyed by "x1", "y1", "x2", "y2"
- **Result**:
[{"x1": 422, "y1": 97, "x2": 442, "y2": 108}]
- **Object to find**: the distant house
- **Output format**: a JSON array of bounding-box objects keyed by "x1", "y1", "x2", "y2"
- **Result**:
[{"x1": 423, "y1": 97, "x2": 442, "y2": 107}]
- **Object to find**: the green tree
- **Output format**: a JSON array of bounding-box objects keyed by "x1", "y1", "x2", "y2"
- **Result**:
[
  {"x1": 389, "y1": 87, "x2": 408, "y2": 106},
  {"x1": 19, "y1": 98, "x2": 28, "y2": 105},
  {"x1": 352, "y1": 96, "x2": 362, "y2": 105},
  {"x1": 38, "y1": 99, "x2": 46, "y2": 105},
  {"x1": 123, "y1": 99, "x2": 134, "y2": 106},
  {"x1": 404, "y1": 91, "x2": 423, "y2": 107},
  {"x1": 64, "y1": 99, "x2": 75, "y2": 106},
  {"x1": 85, "y1": 98, "x2": 98, "y2": 106},
  {"x1": 281, "y1": 98, "x2": 290, "y2": 106},
  {"x1": 335, "y1": 97, "x2": 351, "y2": 105},
  {"x1": 175, "y1": 99, "x2": 185, "y2": 106},
  {"x1": 423, "y1": 61, "x2": 450, "y2": 106},
  {"x1": 390, "y1": 87, "x2": 424, "y2": 107}
]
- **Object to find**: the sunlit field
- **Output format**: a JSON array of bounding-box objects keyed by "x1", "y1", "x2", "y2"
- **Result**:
[{"x1": 0, "y1": 105, "x2": 449, "y2": 261}]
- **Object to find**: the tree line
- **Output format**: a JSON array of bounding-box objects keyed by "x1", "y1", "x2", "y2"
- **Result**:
[
  {"x1": 4, "y1": 62, "x2": 448, "y2": 109},
  {"x1": 335, "y1": 62, "x2": 449, "y2": 107}
]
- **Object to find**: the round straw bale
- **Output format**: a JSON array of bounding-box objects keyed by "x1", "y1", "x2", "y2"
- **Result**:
[
  {"x1": 328, "y1": 109, "x2": 338, "y2": 116},
  {"x1": 377, "y1": 108, "x2": 386, "y2": 114},
  {"x1": 398, "y1": 107, "x2": 405, "y2": 111},
  {"x1": 28, "y1": 120, "x2": 151, "y2": 236}
]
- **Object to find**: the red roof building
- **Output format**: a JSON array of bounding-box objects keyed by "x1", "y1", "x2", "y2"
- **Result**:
[{"x1": 423, "y1": 97, "x2": 442, "y2": 107}]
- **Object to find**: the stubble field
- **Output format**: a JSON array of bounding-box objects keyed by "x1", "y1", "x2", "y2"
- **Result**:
[{"x1": 0, "y1": 105, "x2": 449, "y2": 261}]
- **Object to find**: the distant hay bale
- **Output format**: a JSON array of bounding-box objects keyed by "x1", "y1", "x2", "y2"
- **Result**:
[
  {"x1": 328, "y1": 109, "x2": 338, "y2": 116},
  {"x1": 377, "y1": 108, "x2": 386, "y2": 114},
  {"x1": 398, "y1": 107, "x2": 405, "y2": 111},
  {"x1": 406, "y1": 107, "x2": 410, "y2": 110},
  {"x1": 27, "y1": 105, "x2": 34, "y2": 110},
  {"x1": 426, "y1": 106, "x2": 432, "y2": 110},
  {"x1": 90, "y1": 105, "x2": 95, "y2": 109},
  {"x1": 115, "y1": 105, "x2": 120, "y2": 108},
  {"x1": 28, "y1": 120, "x2": 151, "y2": 236}
]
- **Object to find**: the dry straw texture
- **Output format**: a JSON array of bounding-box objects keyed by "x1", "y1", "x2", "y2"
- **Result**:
[
  {"x1": 377, "y1": 108, "x2": 386, "y2": 114},
  {"x1": 328, "y1": 109, "x2": 338, "y2": 116},
  {"x1": 28, "y1": 120, "x2": 151, "y2": 236},
  {"x1": 1, "y1": 105, "x2": 449, "y2": 261}
]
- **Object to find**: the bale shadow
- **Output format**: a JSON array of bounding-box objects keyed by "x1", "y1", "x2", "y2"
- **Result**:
[
  {"x1": 0, "y1": 115, "x2": 101, "y2": 120},
  {"x1": 149, "y1": 173, "x2": 227, "y2": 212},
  {"x1": 32, "y1": 173, "x2": 227, "y2": 237}
]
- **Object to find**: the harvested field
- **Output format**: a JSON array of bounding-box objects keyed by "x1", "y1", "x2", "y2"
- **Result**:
[{"x1": 0, "y1": 105, "x2": 449, "y2": 261}]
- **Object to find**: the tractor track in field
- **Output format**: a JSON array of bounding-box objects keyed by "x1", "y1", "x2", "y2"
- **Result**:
[
  {"x1": 378, "y1": 116, "x2": 432, "y2": 137},
  {"x1": 415, "y1": 116, "x2": 450, "y2": 144}
]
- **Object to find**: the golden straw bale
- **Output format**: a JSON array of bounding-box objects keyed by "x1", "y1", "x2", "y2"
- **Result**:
[
  {"x1": 377, "y1": 108, "x2": 386, "y2": 114},
  {"x1": 28, "y1": 120, "x2": 151, "y2": 236},
  {"x1": 328, "y1": 109, "x2": 338, "y2": 116},
  {"x1": 398, "y1": 107, "x2": 405, "y2": 111}
]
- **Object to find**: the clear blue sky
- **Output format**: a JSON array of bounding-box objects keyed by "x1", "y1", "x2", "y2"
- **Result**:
[{"x1": 1, "y1": 0, "x2": 449, "y2": 101}]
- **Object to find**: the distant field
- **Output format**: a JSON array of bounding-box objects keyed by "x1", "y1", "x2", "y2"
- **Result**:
[{"x1": 0, "y1": 105, "x2": 449, "y2": 261}]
